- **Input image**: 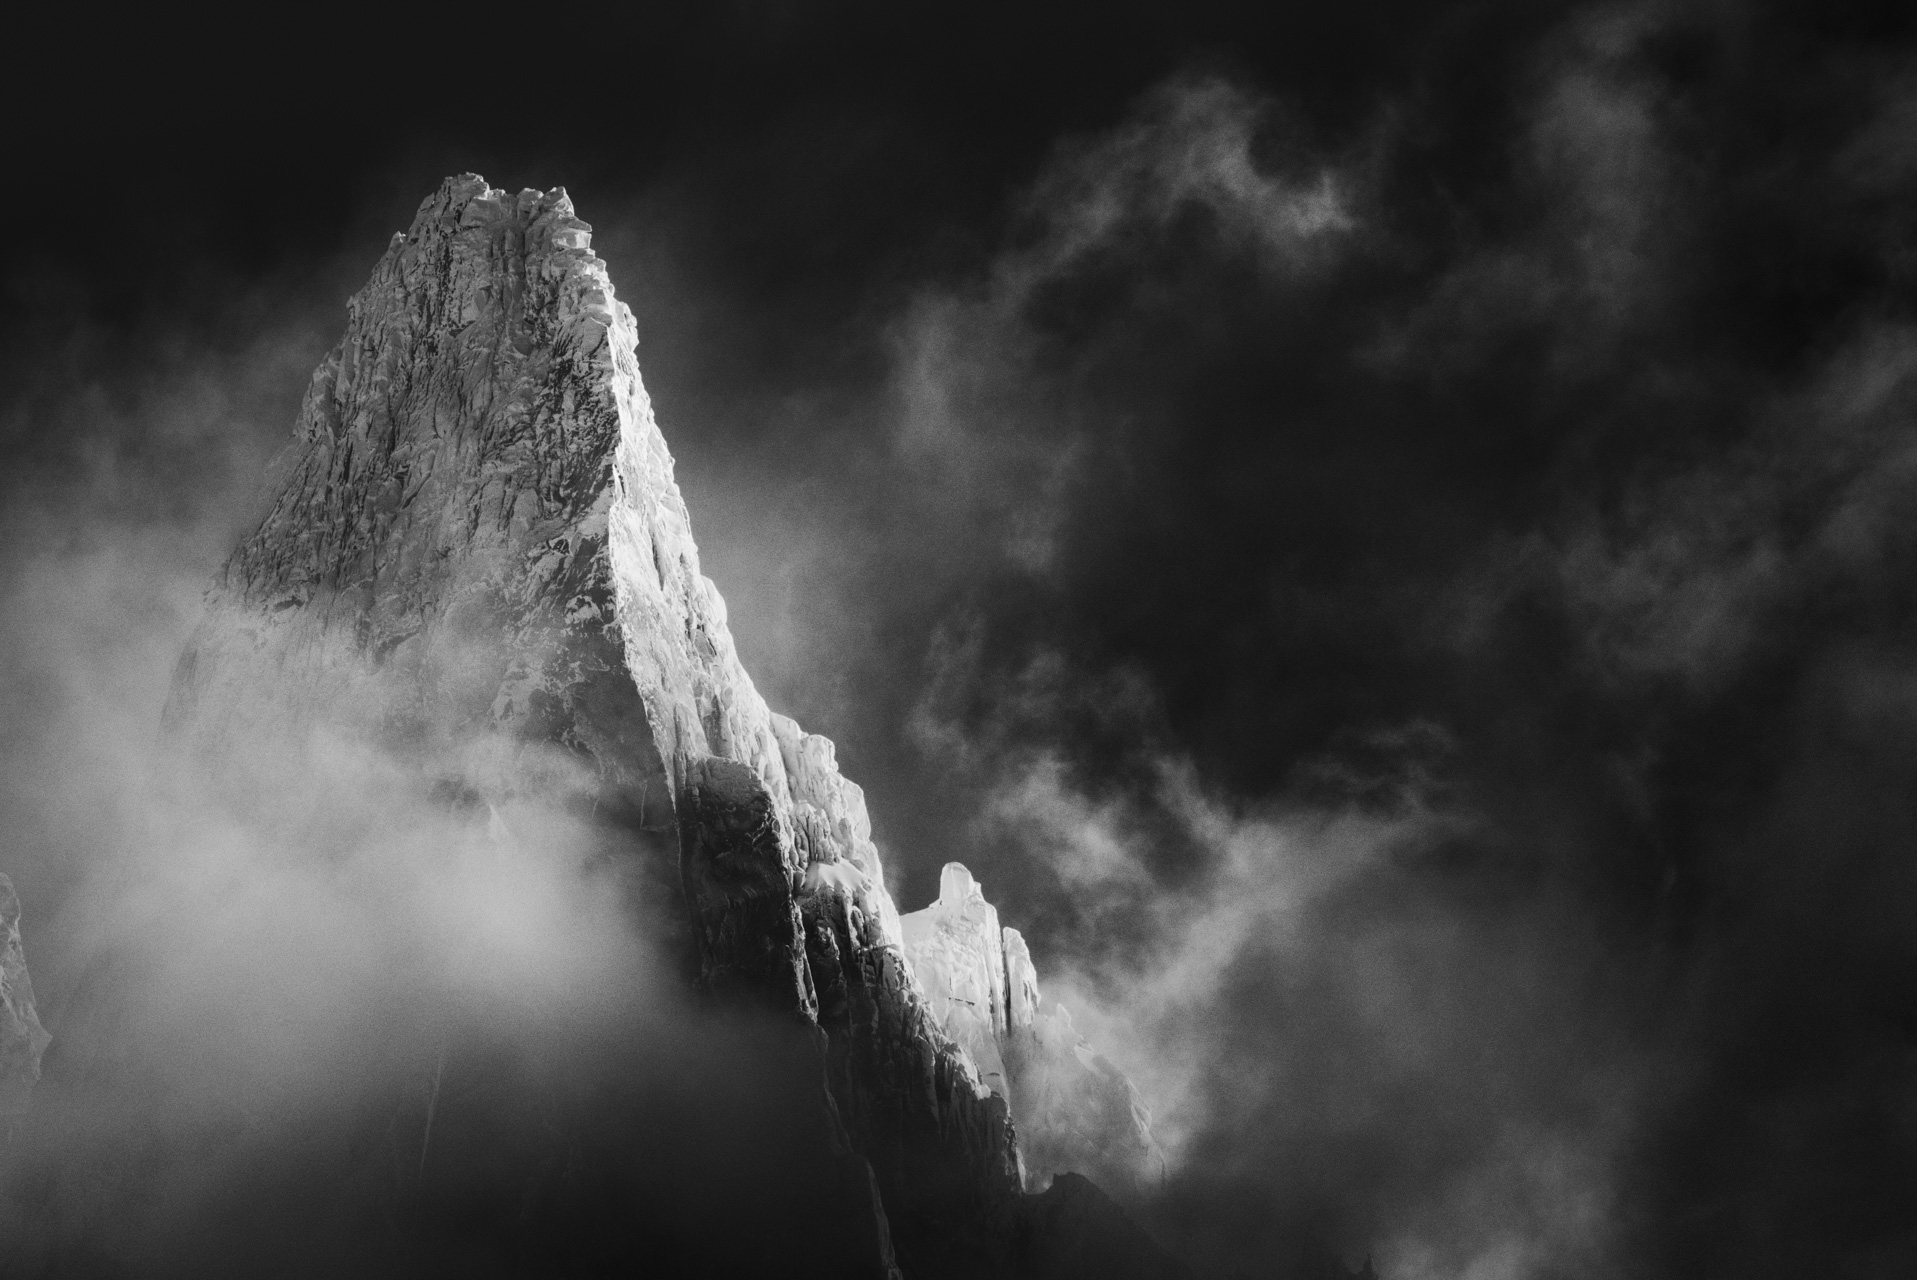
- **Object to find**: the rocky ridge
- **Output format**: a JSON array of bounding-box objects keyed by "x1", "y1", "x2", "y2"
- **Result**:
[{"x1": 163, "y1": 174, "x2": 1170, "y2": 1277}]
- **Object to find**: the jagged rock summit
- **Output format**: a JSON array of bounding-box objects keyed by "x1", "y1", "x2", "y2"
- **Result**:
[{"x1": 165, "y1": 175, "x2": 1172, "y2": 1278}]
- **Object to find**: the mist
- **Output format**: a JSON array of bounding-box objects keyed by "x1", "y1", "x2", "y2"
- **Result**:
[{"x1": 0, "y1": 448, "x2": 880, "y2": 1274}]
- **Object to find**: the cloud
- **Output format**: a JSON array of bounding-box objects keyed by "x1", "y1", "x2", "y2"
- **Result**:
[
  {"x1": 626, "y1": 24, "x2": 1917, "y2": 1274},
  {"x1": 1013, "y1": 74, "x2": 1354, "y2": 287},
  {"x1": 0, "y1": 269, "x2": 869, "y2": 1278},
  {"x1": 9, "y1": 7, "x2": 1917, "y2": 1274},
  {"x1": 1467, "y1": 319, "x2": 1917, "y2": 692},
  {"x1": 908, "y1": 639, "x2": 1655, "y2": 1276},
  {"x1": 0, "y1": 476, "x2": 674, "y2": 1261},
  {"x1": 885, "y1": 74, "x2": 1355, "y2": 575},
  {"x1": 1367, "y1": 5, "x2": 1683, "y2": 379}
]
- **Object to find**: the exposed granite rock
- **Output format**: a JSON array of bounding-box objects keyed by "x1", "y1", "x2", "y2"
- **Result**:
[
  {"x1": 164, "y1": 173, "x2": 1169, "y2": 1277},
  {"x1": 680, "y1": 755, "x2": 817, "y2": 1010},
  {"x1": 799, "y1": 853, "x2": 1023, "y2": 1276},
  {"x1": 1004, "y1": 927, "x2": 1040, "y2": 1031},
  {"x1": 0, "y1": 875, "x2": 51, "y2": 1119}
]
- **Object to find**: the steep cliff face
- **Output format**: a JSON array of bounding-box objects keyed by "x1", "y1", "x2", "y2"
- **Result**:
[
  {"x1": 168, "y1": 180, "x2": 666, "y2": 821},
  {"x1": 0, "y1": 875, "x2": 50, "y2": 1120},
  {"x1": 162, "y1": 174, "x2": 1168, "y2": 1277}
]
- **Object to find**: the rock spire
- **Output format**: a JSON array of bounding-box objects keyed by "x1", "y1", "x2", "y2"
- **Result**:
[
  {"x1": 162, "y1": 174, "x2": 1175, "y2": 1278},
  {"x1": 901, "y1": 863, "x2": 1162, "y2": 1194}
]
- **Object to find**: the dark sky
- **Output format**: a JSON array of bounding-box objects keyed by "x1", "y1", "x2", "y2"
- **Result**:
[{"x1": 6, "y1": 3, "x2": 1917, "y2": 1277}]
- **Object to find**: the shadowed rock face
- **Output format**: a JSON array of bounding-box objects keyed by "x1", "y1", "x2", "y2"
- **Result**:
[
  {"x1": 155, "y1": 174, "x2": 1167, "y2": 1277},
  {"x1": 681, "y1": 755, "x2": 817, "y2": 1010},
  {"x1": 0, "y1": 875, "x2": 50, "y2": 1119}
]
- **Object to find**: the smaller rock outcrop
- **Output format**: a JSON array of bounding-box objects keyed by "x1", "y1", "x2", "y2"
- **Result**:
[
  {"x1": 900, "y1": 864, "x2": 1162, "y2": 1194},
  {"x1": 0, "y1": 875, "x2": 51, "y2": 1119},
  {"x1": 902, "y1": 864, "x2": 1013, "y2": 1098}
]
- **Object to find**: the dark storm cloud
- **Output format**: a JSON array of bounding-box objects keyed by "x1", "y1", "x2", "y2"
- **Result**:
[
  {"x1": 5, "y1": 2, "x2": 1917, "y2": 1277},
  {"x1": 654, "y1": 8, "x2": 1917, "y2": 1277},
  {"x1": 1368, "y1": 5, "x2": 1683, "y2": 376},
  {"x1": 611, "y1": 54, "x2": 1668, "y2": 1276},
  {"x1": 885, "y1": 73, "x2": 1354, "y2": 577}
]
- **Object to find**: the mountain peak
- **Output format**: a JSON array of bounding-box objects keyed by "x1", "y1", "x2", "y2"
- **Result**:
[{"x1": 153, "y1": 174, "x2": 1174, "y2": 1277}]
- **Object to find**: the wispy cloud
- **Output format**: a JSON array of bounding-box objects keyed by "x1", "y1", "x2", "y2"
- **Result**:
[{"x1": 888, "y1": 74, "x2": 1356, "y2": 574}]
